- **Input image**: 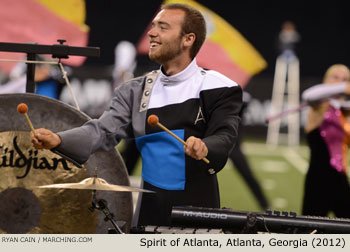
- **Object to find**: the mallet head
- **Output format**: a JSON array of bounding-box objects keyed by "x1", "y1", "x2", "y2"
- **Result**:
[
  {"x1": 17, "y1": 103, "x2": 28, "y2": 114},
  {"x1": 147, "y1": 114, "x2": 159, "y2": 126}
]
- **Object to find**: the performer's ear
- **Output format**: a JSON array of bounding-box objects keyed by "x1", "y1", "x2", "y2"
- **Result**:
[{"x1": 183, "y1": 33, "x2": 195, "y2": 48}]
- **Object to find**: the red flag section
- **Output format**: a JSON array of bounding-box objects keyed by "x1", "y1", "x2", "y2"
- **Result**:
[{"x1": 0, "y1": 0, "x2": 89, "y2": 73}]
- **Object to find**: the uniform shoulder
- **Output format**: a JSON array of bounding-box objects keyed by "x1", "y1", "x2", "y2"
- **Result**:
[
  {"x1": 202, "y1": 69, "x2": 239, "y2": 89},
  {"x1": 114, "y1": 70, "x2": 160, "y2": 95},
  {"x1": 125, "y1": 70, "x2": 159, "y2": 85}
]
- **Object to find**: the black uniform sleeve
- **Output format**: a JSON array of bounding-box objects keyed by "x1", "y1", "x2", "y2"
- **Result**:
[{"x1": 200, "y1": 85, "x2": 242, "y2": 174}]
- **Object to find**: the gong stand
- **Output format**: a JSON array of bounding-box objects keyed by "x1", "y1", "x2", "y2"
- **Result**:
[
  {"x1": 89, "y1": 190, "x2": 125, "y2": 234},
  {"x1": 0, "y1": 41, "x2": 100, "y2": 167},
  {"x1": 0, "y1": 40, "x2": 100, "y2": 92}
]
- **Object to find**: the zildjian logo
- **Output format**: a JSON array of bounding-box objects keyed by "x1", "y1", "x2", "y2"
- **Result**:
[{"x1": 0, "y1": 136, "x2": 75, "y2": 179}]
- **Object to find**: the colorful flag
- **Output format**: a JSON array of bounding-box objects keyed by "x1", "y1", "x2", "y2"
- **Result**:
[
  {"x1": 0, "y1": 0, "x2": 89, "y2": 73},
  {"x1": 137, "y1": 0, "x2": 267, "y2": 88}
]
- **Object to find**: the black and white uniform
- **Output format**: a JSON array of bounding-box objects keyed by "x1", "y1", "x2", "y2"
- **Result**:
[{"x1": 56, "y1": 59, "x2": 242, "y2": 226}]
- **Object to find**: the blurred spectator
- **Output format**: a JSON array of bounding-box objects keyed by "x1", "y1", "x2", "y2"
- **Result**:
[
  {"x1": 112, "y1": 40, "x2": 137, "y2": 89},
  {"x1": 277, "y1": 20, "x2": 301, "y2": 61},
  {"x1": 0, "y1": 57, "x2": 62, "y2": 99}
]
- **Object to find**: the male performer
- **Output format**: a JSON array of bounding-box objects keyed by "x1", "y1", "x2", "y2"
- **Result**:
[{"x1": 31, "y1": 3, "x2": 242, "y2": 226}]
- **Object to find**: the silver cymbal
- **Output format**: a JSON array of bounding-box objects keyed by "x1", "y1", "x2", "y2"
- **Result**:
[{"x1": 37, "y1": 177, "x2": 153, "y2": 193}]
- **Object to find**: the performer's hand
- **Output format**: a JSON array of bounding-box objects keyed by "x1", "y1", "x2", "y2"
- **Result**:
[
  {"x1": 184, "y1": 136, "x2": 208, "y2": 161},
  {"x1": 31, "y1": 128, "x2": 61, "y2": 149}
]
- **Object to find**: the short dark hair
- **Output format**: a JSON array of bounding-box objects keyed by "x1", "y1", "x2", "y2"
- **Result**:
[{"x1": 162, "y1": 3, "x2": 206, "y2": 59}]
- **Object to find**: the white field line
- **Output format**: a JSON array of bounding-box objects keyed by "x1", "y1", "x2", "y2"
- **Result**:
[
  {"x1": 242, "y1": 142, "x2": 308, "y2": 174},
  {"x1": 281, "y1": 148, "x2": 308, "y2": 174},
  {"x1": 260, "y1": 160, "x2": 289, "y2": 173}
]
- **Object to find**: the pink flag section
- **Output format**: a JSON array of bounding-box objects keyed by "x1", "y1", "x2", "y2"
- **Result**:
[
  {"x1": 197, "y1": 42, "x2": 251, "y2": 86},
  {"x1": 0, "y1": 0, "x2": 88, "y2": 73}
]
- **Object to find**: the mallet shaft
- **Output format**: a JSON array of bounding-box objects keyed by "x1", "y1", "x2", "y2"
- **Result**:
[
  {"x1": 157, "y1": 122, "x2": 210, "y2": 164},
  {"x1": 24, "y1": 113, "x2": 38, "y2": 138}
]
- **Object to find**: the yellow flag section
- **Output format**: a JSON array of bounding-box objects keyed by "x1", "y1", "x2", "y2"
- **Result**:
[
  {"x1": 164, "y1": 0, "x2": 267, "y2": 87},
  {"x1": 35, "y1": 0, "x2": 89, "y2": 32}
]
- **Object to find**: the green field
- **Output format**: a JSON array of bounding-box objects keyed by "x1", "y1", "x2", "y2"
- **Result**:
[
  {"x1": 218, "y1": 140, "x2": 309, "y2": 214},
  {"x1": 119, "y1": 139, "x2": 311, "y2": 215}
]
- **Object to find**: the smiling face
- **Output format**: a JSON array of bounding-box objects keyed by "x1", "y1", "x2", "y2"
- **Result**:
[{"x1": 147, "y1": 9, "x2": 187, "y2": 64}]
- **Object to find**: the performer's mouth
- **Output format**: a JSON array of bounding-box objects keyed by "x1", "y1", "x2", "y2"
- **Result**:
[{"x1": 150, "y1": 41, "x2": 160, "y2": 49}]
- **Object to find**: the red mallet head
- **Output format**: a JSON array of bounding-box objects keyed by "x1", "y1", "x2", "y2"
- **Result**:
[
  {"x1": 147, "y1": 114, "x2": 159, "y2": 126},
  {"x1": 17, "y1": 103, "x2": 28, "y2": 114}
]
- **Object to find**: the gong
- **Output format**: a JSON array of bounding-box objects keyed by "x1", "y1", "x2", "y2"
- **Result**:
[{"x1": 0, "y1": 93, "x2": 133, "y2": 234}]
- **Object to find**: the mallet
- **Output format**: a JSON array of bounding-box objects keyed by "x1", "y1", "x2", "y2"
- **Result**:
[
  {"x1": 16, "y1": 103, "x2": 84, "y2": 168},
  {"x1": 147, "y1": 114, "x2": 210, "y2": 164},
  {"x1": 17, "y1": 103, "x2": 38, "y2": 138}
]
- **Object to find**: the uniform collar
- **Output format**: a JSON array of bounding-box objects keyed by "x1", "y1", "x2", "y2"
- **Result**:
[{"x1": 159, "y1": 58, "x2": 198, "y2": 85}]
